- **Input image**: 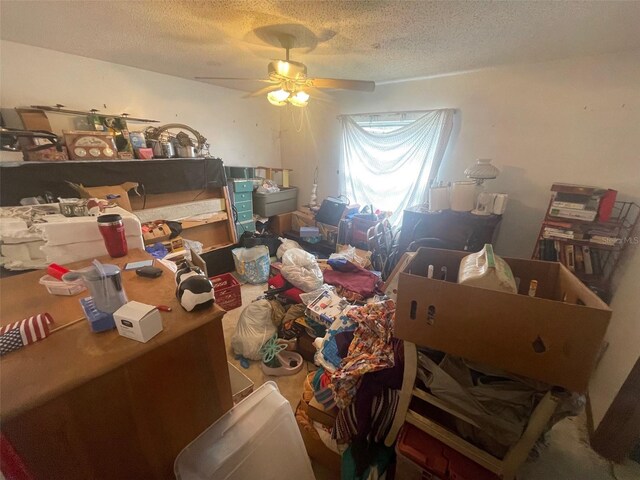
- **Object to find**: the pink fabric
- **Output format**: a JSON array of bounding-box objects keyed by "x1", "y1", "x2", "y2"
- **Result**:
[{"x1": 323, "y1": 260, "x2": 381, "y2": 298}]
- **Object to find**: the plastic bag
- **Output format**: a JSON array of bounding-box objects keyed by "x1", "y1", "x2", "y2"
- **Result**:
[
  {"x1": 257, "y1": 179, "x2": 280, "y2": 193},
  {"x1": 232, "y1": 245, "x2": 270, "y2": 284},
  {"x1": 276, "y1": 237, "x2": 302, "y2": 260},
  {"x1": 280, "y1": 248, "x2": 323, "y2": 292},
  {"x1": 231, "y1": 299, "x2": 276, "y2": 360},
  {"x1": 458, "y1": 244, "x2": 517, "y2": 293}
]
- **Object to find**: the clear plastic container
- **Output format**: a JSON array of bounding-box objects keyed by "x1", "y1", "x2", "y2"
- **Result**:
[
  {"x1": 175, "y1": 382, "x2": 314, "y2": 480},
  {"x1": 39, "y1": 274, "x2": 86, "y2": 296}
]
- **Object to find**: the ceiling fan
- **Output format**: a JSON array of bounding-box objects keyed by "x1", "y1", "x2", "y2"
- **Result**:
[{"x1": 195, "y1": 34, "x2": 375, "y2": 107}]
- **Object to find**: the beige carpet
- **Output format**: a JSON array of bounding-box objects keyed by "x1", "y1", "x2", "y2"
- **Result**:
[
  {"x1": 220, "y1": 280, "x2": 336, "y2": 480},
  {"x1": 220, "y1": 281, "x2": 313, "y2": 411}
]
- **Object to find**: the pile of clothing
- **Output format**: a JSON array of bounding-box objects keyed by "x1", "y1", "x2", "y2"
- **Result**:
[{"x1": 231, "y1": 245, "x2": 399, "y2": 478}]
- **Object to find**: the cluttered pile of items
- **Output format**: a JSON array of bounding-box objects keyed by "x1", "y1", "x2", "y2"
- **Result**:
[
  {"x1": 227, "y1": 236, "x2": 612, "y2": 479},
  {"x1": 1, "y1": 105, "x2": 211, "y2": 161}
]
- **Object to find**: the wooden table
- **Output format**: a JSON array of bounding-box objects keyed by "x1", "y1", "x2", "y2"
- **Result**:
[{"x1": 0, "y1": 249, "x2": 233, "y2": 479}]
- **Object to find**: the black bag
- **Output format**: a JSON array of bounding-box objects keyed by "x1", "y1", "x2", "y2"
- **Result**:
[
  {"x1": 239, "y1": 231, "x2": 281, "y2": 257},
  {"x1": 315, "y1": 197, "x2": 347, "y2": 226}
]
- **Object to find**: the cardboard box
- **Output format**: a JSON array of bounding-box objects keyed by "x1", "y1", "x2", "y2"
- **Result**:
[
  {"x1": 395, "y1": 248, "x2": 611, "y2": 392},
  {"x1": 307, "y1": 397, "x2": 338, "y2": 428},
  {"x1": 270, "y1": 213, "x2": 292, "y2": 235},
  {"x1": 305, "y1": 289, "x2": 349, "y2": 327},
  {"x1": 291, "y1": 208, "x2": 316, "y2": 232},
  {"x1": 113, "y1": 301, "x2": 163, "y2": 343},
  {"x1": 296, "y1": 401, "x2": 341, "y2": 474}
]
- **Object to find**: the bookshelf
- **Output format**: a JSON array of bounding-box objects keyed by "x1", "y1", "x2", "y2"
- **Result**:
[{"x1": 532, "y1": 184, "x2": 639, "y2": 303}]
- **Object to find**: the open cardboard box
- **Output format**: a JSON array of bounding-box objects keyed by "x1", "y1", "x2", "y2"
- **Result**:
[{"x1": 395, "y1": 248, "x2": 611, "y2": 392}]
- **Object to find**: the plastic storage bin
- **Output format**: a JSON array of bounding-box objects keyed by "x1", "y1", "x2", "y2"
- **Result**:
[
  {"x1": 253, "y1": 187, "x2": 298, "y2": 217},
  {"x1": 175, "y1": 382, "x2": 314, "y2": 480},
  {"x1": 39, "y1": 275, "x2": 86, "y2": 296}
]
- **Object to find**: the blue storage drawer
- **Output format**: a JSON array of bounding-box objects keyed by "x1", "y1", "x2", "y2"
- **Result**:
[
  {"x1": 234, "y1": 200, "x2": 253, "y2": 214},
  {"x1": 236, "y1": 210, "x2": 253, "y2": 223},
  {"x1": 234, "y1": 191, "x2": 252, "y2": 203},
  {"x1": 233, "y1": 180, "x2": 254, "y2": 193},
  {"x1": 236, "y1": 220, "x2": 256, "y2": 239}
]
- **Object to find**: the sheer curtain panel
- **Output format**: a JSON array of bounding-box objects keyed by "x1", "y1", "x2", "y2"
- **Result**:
[{"x1": 340, "y1": 109, "x2": 454, "y2": 225}]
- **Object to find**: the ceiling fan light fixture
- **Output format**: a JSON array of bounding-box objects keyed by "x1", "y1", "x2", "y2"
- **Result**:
[
  {"x1": 289, "y1": 90, "x2": 310, "y2": 107},
  {"x1": 267, "y1": 88, "x2": 290, "y2": 106},
  {"x1": 276, "y1": 60, "x2": 290, "y2": 76}
]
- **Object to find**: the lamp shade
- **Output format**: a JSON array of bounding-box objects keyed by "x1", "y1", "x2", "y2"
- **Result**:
[
  {"x1": 289, "y1": 91, "x2": 309, "y2": 107},
  {"x1": 267, "y1": 89, "x2": 290, "y2": 106},
  {"x1": 465, "y1": 159, "x2": 500, "y2": 183}
]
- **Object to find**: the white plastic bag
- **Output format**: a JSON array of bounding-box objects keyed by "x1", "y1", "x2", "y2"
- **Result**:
[
  {"x1": 257, "y1": 179, "x2": 280, "y2": 193},
  {"x1": 276, "y1": 237, "x2": 302, "y2": 260},
  {"x1": 231, "y1": 299, "x2": 276, "y2": 360},
  {"x1": 280, "y1": 248, "x2": 323, "y2": 292},
  {"x1": 232, "y1": 245, "x2": 270, "y2": 284}
]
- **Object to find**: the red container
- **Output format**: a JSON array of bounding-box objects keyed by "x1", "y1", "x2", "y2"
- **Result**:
[
  {"x1": 396, "y1": 423, "x2": 448, "y2": 479},
  {"x1": 47, "y1": 263, "x2": 70, "y2": 281},
  {"x1": 97, "y1": 214, "x2": 128, "y2": 258},
  {"x1": 210, "y1": 273, "x2": 242, "y2": 311},
  {"x1": 395, "y1": 423, "x2": 499, "y2": 480}
]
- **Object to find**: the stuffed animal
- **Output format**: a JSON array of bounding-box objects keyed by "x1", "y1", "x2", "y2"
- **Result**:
[{"x1": 175, "y1": 262, "x2": 215, "y2": 312}]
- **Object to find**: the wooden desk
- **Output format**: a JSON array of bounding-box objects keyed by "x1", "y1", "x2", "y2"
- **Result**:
[{"x1": 0, "y1": 250, "x2": 233, "y2": 479}]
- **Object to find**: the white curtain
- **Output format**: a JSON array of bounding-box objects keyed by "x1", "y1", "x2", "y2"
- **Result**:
[{"x1": 340, "y1": 109, "x2": 454, "y2": 225}]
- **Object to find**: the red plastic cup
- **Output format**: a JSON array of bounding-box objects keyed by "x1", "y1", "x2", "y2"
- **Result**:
[
  {"x1": 47, "y1": 263, "x2": 70, "y2": 281},
  {"x1": 97, "y1": 214, "x2": 128, "y2": 258}
]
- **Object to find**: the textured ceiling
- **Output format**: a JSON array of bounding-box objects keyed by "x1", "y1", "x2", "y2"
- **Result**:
[{"x1": 1, "y1": 0, "x2": 640, "y2": 92}]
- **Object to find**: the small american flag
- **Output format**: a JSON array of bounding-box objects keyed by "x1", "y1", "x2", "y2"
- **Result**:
[{"x1": 0, "y1": 313, "x2": 54, "y2": 356}]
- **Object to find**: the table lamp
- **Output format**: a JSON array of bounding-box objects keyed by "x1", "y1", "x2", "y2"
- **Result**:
[{"x1": 464, "y1": 159, "x2": 500, "y2": 185}]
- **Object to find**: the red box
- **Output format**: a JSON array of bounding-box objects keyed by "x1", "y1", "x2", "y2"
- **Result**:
[
  {"x1": 396, "y1": 423, "x2": 499, "y2": 480},
  {"x1": 210, "y1": 273, "x2": 242, "y2": 311}
]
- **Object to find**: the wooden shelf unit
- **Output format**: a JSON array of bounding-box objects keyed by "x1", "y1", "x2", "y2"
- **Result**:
[
  {"x1": 390, "y1": 342, "x2": 560, "y2": 480},
  {"x1": 132, "y1": 187, "x2": 237, "y2": 254},
  {"x1": 532, "y1": 190, "x2": 639, "y2": 303}
]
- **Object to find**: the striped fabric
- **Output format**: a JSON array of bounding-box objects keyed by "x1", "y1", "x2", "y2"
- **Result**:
[
  {"x1": 333, "y1": 389, "x2": 400, "y2": 443},
  {"x1": 0, "y1": 313, "x2": 54, "y2": 356}
]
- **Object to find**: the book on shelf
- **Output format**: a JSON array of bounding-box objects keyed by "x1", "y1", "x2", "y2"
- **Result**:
[
  {"x1": 583, "y1": 246, "x2": 594, "y2": 275},
  {"x1": 565, "y1": 244, "x2": 575, "y2": 271},
  {"x1": 549, "y1": 207, "x2": 598, "y2": 221},
  {"x1": 574, "y1": 246, "x2": 585, "y2": 272},
  {"x1": 543, "y1": 227, "x2": 574, "y2": 239},
  {"x1": 590, "y1": 235, "x2": 622, "y2": 246},
  {"x1": 551, "y1": 191, "x2": 601, "y2": 211}
]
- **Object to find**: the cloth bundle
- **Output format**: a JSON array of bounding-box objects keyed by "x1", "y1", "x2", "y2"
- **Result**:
[{"x1": 331, "y1": 299, "x2": 396, "y2": 410}]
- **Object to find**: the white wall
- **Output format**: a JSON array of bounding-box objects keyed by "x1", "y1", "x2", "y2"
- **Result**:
[
  {"x1": 281, "y1": 50, "x2": 640, "y2": 430},
  {"x1": 0, "y1": 40, "x2": 281, "y2": 167}
]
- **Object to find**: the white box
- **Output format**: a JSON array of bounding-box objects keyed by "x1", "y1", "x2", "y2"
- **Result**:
[
  {"x1": 305, "y1": 290, "x2": 349, "y2": 327},
  {"x1": 113, "y1": 301, "x2": 163, "y2": 343}
]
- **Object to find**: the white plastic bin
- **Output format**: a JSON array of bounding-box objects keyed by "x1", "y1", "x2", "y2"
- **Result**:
[{"x1": 175, "y1": 381, "x2": 315, "y2": 480}]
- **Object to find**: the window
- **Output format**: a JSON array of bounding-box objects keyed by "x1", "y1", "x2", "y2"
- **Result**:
[{"x1": 339, "y1": 109, "x2": 454, "y2": 226}]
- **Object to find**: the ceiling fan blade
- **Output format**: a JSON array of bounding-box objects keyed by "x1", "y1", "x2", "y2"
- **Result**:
[
  {"x1": 310, "y1": 78, "x2": 375, "y2": 92},
  {"x1": 194, "y1": 77, "x2": 275, "y2": 83},
  {"x1": 244, "y1": 84, "x2": 282, "y2": 98},
  {"x1": 306, "y1": 87, "x2": 333, "y2": 102}
]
